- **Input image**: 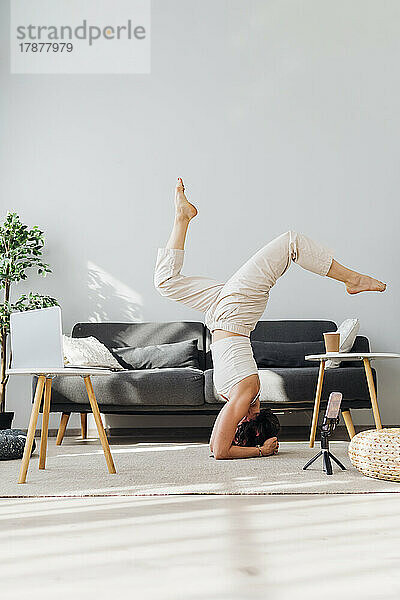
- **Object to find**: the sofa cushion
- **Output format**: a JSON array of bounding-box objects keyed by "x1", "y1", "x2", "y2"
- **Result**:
[
  {"x1": 250, "y1": 320, "x2": 337, "y2": 342},
  {"x1": 112, "y1": 339, "x2": 200, "y2": 370},
  {"x1": 204, "y1": 367, "x2": 374, "y2": 406},
  {"x1": 49, "y1": 368, "x2": 205, "y2": 407},
  {"x1": 72, "y1": 321, "x2": 207, "y2": 371},
  {"x1": 63, "y1": 335, "x2": 124, "y2": 370},
  {"x1": 251, "y1": 340, "x2": 325, "y2": 368},
  {"x1": 205, "y1": 320, "x2": 337, "y2": 369},
  {"x1": 325, "y1": 318, "x2": 360, "y2": 369}
]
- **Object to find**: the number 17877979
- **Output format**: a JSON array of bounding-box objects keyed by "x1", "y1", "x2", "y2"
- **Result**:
[{"x1": 19, "y1": 42, "x2": 73, "y2": 52}]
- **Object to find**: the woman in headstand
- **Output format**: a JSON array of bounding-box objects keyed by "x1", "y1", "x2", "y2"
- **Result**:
[{"x1": 154, "y1": 179, "x2": 386, "y2": 460}]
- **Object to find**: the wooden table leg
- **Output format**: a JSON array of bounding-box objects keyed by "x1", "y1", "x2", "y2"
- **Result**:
[
  {"x1": 363, "y1": 358, "x2": 382, "y2": 430},
  {"x1": 342, "y1": 409, "x2": 356, "y2": 440},
  {"x1": 56, "y1": 413, "x2": 70, "y2": 445},
  {"x1": 80, "y1": 413, "x2": 88, "y2": 440},
  {"x1": 309, "y1": 360, "x2": 325, "y2": 448},
  {"x1": 18, "y1": 376, "x2": 46, "y2": 484},
  {"x1": 83, "y1": 376, "x2": 116, "y2": 474},
  {"x1": 39, "y1": 378, "x2": 52, "y2": 469}
]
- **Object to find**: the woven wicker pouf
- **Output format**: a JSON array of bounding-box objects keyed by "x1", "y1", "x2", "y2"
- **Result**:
[{"x1": 348, "y1": 428, "x2": 400, "y2": 482}]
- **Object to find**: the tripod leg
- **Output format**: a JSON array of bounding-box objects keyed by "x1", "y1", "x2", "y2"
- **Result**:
[
  {"x1": 328, "y1": 452, "x2": 346, "y2": 471},
  {"x1": 323, "y1": 451, "x2": 333, "y2": 475},
  {"x1": 303, "y1": 451, "x2": 322, "y2": 470}
]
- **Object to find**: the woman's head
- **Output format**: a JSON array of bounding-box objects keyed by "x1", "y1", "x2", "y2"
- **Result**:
[{"x1": 233, "y1": 408, "x2": 280, "y2": 447}]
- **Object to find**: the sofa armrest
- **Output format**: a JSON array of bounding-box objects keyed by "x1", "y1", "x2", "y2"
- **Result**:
[{"x1": 341, "y1": 335, "x2": 371, "y2": 367}]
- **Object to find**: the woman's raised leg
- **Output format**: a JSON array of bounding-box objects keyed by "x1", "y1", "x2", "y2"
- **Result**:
[
  {"x1": 223, "y1": 230, "x2": 386, "y2": 300},
  {"x1": 327, "y1": 259, "x2": 386, "y2": 294},
  {"x1": 165, "y1": 178, "x2": 197, "y2": 250},
  {"x1": 154, "y1": 179, "x2": 224, "y2": 312}
]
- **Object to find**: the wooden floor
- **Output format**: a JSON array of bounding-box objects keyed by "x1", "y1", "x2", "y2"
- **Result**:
[{"x1": 1, "y1": 493, "x2": 399, "y2": 600}]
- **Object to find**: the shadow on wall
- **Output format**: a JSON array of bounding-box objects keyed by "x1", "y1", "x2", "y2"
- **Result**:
[{"x1": 87, "y1": 261, "x2": 143, "y2": 322}]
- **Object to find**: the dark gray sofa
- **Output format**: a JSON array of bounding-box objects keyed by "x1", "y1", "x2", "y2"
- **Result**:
[{"x1": 44, "y1": 320, "x2": 375, "y2": 425}]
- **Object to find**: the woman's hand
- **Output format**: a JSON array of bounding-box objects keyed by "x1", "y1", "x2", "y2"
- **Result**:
[{"x1": 261, "y1": 437, "x2": 279, "y2": 456}]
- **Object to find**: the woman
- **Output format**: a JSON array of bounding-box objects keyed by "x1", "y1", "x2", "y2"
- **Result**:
[{"x1": 154, "y1": 179, "x2": 386, "y2": 460}]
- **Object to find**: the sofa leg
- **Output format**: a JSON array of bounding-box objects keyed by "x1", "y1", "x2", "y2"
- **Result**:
[
  {"x1": 80, "y1": 413, "x2": 88, "y2": 439},
  {"x1": 342, "y1": 410, "x2": 356, "y2": 440},
  {"x1": 56, "y1": 413, "x2": 70, "y2": 446}
]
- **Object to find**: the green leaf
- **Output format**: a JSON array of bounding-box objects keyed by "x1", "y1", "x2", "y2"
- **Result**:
[{"x1": 0, "y1": 212, "x2": 58, "y2": 348}]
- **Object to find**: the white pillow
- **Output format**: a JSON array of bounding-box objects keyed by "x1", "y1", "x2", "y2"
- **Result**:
[
  {"x1": 325, "y1": 318, "x2": 360, "y2": 369},
  {"x1": 63, "y1": 335, "x2": 124, "y2": 370}
]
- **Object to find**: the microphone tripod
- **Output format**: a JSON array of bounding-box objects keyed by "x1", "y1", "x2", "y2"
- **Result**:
[{"x1": 303, "y1": 414, "x2": 347, "y2": 476}]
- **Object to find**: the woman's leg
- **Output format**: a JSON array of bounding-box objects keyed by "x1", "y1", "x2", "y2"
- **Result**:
[
  {"x1": 154, "y1": 179, "x2": 224, "y2": 312},
  {"x1": 226, "y1": 230, "x2": 385, "y2": 296},
  {"x1": 213, "y1": 230, "x2": 386, "y2": 336},
  {"x1": 327, "y1": 259, "x2": 386, "y2": 294},
  {"x1": 165, "y1": 178, "x2": 197, "y2": 250}
]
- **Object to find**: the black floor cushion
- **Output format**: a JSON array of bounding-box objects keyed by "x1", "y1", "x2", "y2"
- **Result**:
[{"x1": 0, "y1": 429, "x2": 36, "y2": 460}]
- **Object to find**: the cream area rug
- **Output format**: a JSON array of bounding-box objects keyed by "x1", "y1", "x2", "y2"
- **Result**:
[{"x1": 1, "y1": 438, "x2": 399, "y2": 497}]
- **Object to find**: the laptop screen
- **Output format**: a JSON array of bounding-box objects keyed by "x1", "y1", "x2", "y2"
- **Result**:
[{"x1": 10, "y1": 306, "x2": 64, "y2": 370}]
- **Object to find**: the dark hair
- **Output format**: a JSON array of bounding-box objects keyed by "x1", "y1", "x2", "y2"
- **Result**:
[{"x1": 233, "y1": 408, "x2": 280, "y2": 447}]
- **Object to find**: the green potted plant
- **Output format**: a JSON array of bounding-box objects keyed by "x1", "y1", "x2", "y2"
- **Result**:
[{"x1": 0, "y1": 213, "x2": 58, "y2": 429}]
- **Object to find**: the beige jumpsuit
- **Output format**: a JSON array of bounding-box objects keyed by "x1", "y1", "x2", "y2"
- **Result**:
[{"x1": 154, "y1": 230, "x2": 333, "y2": 398}]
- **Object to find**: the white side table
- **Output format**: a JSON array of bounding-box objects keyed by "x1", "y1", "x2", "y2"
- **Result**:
[
  {"x1": 305, "y1": 353, "x2": 400, "y2": 448},
  {"x1": 6, "y1": 368, "x2": 116, "y2": 483}
]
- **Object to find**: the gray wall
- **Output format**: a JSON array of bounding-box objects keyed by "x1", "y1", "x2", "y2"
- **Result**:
[{"x1": 1, "y1": 0, "x2": 399, "y2": 431}]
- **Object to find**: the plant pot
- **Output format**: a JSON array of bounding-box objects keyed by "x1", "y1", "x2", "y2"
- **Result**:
[{"x1": 0, "y1": 412, "x2": 14, "y2": 430}]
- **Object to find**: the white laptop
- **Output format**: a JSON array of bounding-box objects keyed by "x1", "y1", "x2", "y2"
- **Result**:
[{"x1": 9, "y1": 306, "x2": 106, "y2": 371}]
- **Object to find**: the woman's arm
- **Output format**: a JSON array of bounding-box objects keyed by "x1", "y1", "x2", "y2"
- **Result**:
[
  {"x1": 211, "y1": 388, "x2": 257, "y2": 459},
  {"x1": 210, "y1": 402, "x2": 262, "y2": 458},
  {"x1": 209, "y1": 402, "x2": 229, "y2": 452},
  {"x1": 221, "y1": 445, "x2": 261, "y2": 459}
]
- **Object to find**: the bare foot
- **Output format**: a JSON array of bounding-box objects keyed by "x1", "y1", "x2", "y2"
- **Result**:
[
  {"x1": 346, "y1": 274, "x2": 386, "y2": 295},
  {"x1": 261, "y1": 437, "x2": 279, "y2": 456},
  {"x1": 175, "y1": 178, "x2": 197, "y2": 221}
]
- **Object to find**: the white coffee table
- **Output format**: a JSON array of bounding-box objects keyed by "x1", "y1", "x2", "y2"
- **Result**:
[
  {"x1": 6, "y1": 368, "x2": 116, "y2": 483},
  {"x1": 305, "y1": 353, "x2": 400, "y2": 448}
]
